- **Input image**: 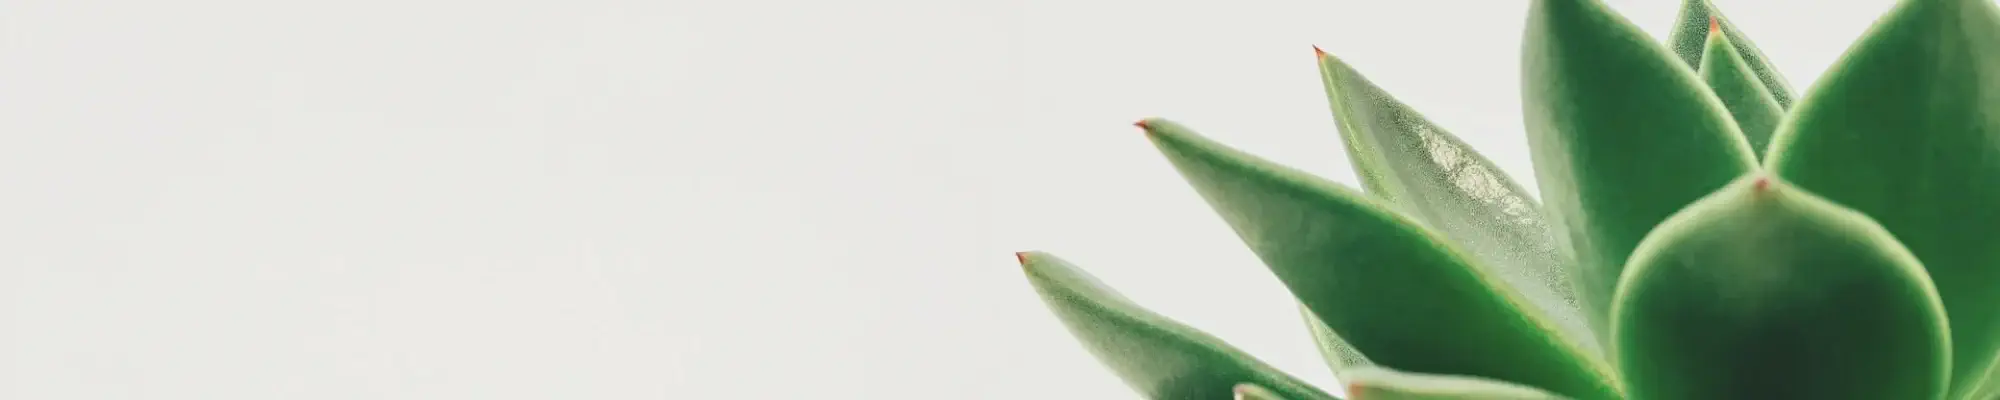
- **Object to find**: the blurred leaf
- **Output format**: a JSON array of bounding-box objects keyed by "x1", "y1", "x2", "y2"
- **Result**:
[
  {"x1": 1963, "y1": 365, "x2": 2000, "y2": 400},
  {"x1": 1316, "y1": 50, "x2": 1597, "y2": 351},
  {"x1": 1343, "y1": 366, "x2": 1570, "y2": 400},
  {"x1": 1520, "y1": 0, "x2": 1758, "y2": 340},
  {"x1": 1613, "y1": 176, "x2": 1950, "y2": 399},
  {"x1": 1139, "y1": 119, "x2": 1620, "y2": 400},
  {"x1": 1697, "y1": 25, "x2": 1785, "y2": 158},
  {"x1": 1761, "y1": 0, "x2": 2000, "y2": 396},
  {"x1": 1667, "y1": 0, "x2": 1796, "y2": 108},
  {"x1": 1015, "y1": 252, "x2": 1340, "y2": 400}
]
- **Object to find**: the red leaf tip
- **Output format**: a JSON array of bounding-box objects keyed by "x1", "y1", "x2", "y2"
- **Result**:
[
  {"x1": 1014, "y1": 252, "x2": 1029, "y2": 265},
  {"x1": 1708, "y1": 16, "x2": 1720, "y2": 36},
  {"x1": 1312, "y1": 45, "x2": 1326, "y2": 58}
]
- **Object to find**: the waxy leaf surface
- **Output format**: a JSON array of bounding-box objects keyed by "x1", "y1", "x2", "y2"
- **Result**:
[
  {"x1": 1317, "y1": 51, "x2": 1596, "y2": 352},
  {"x1": 1140, "y1": 119, "x2": 1619, "y2": 400}
]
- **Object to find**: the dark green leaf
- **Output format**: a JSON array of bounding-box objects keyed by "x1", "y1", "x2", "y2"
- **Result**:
[
  {"x1": 1343, "y1": 366, "x2": 1571, "y2": 400},
  {"x1": 1697, "y1": 25, "x2": 1785, "y2": 158},
  {"x1": 1520, "y1": 0, "x2": 1758, "y2": 341},
  {"x1": 1015, "y1": 251, "x2": 1340, "y2": 400},
  {"x1": 1761, "y1": 0, "x2": 2000, "y2": 396},
  {"x1": 1612, "y1": 175, "x2": 1950, "y2": 399},
  {"x1": 1316, "y1": 51, "x2": 1597, "y2": 350},
  {"x1": 1666, "y1": 0, "x2": 1796, "y2": 108},
  {"x1": 1138, "y1": 118, "x2": 1620, "y2": 400}
]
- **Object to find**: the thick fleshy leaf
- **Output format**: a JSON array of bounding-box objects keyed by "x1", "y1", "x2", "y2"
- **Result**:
[
  {"x1": 1343, "y1": 367, "x2": 1570, "y2": 400},
  {"x1": 1301, "y1": 305, "x2": 1374, "y2": 378},
  {"x1": 1761, "y1": 0, "x2": 2000, "y2": 396},
  {"x1": 1138, "y1": 118, "x2": 1620, "y2": 400},
  {"x1": 1520, "y1": 0, "x2": 1758, "y2": 342},
  {"x1": 1666, "y1": 0, "x2": 1796, "y2": 108},
  {"x1": 1697, "y1": 23, "x2": 1785, "y2": 158},
  {"x1": 1315, "y1": 50, "x2": 1597, "y2": 351},
  {"x1": 1612, "y1": 175, "x2": 1950, "y2": 399},
  {"x1": 1015, "y1": 251, "x2": 1339, "y2": 400}
]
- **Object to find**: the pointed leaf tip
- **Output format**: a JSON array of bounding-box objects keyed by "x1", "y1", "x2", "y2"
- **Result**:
[
  {"x1": 1143, "y1": 119, "x2": 1619, "y2": 400},
  {"x1": 1667, "y1": 0, "x2": 1797, "y2": 107},
  {"x1": 1315, "y1": 42, "x2": 1599, "y2": 353},
  {"x1": 1761, "y1": 1, "x2": 2000, "y2": 395},
  {"x1": 1135, "y1": 118, "x2": 1161, "y2": 132},
  {"x1": 1313, "y1": 45, "x2": 1326, "y2": 58},
  {"x1": 1614, "y1": 175, "x2": 1950, "y2": 399},
  {"x1": 1014, "y1": 251, "x2": 1028, "y2": 265}
]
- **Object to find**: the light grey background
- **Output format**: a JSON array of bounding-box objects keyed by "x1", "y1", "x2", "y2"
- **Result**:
[{"x1": 0, "y1": 0, "x2": 1894, "y2": 398}]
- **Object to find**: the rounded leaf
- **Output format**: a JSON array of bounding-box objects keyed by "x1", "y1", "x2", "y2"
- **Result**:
[
  {"x1": 1520, "y1": 0, "x2": 1759, "y2": 337},
  {"x1": 1762, "y1": 0, "x2": 2000, "y2": 395},
  {"x1": 1612, "y1": 176, "x2": 1950, "y2": 400}
]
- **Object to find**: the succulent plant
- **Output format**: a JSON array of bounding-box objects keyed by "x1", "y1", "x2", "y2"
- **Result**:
[{"x1": 1013, "y1": 0, "x2": 2000, "y2": 398}]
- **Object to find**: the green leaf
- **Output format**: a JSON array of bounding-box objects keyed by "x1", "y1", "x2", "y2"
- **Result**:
[
  {"x1": 1301, "y1": 304, "x2": 1374, "y2": 378},
  {"x1": 1666, "y1": 0, "x2": 1796, "y2": 108},
  {"x1": 1015, "y1": 251, "x2": 1339, "y2": 400},
  {"x1": 1697, "y1": 25, "x2": 1785, "y2": 158},
  {"x1": 1342, "y1": 366, "x2": 1570, "y2": 400},
  {"x1": 1760, "y1": 0, "x2": 2000, "y2": 396},
  {"x1": 1315, "y1": 50, "x2": 1597, "y2": 351},
  {"x1": 1138, "y1": 119, "x2": 1620, "y2": 400},
  {"x1": 1965, "y1": 365, "x2": 2000, "y2": 400},
  {"x1": 1612, "y1": 175, "x2": 1950, "y2": 399},
  {"x1": 1520, "y1": 0, "x2": 1758, "y2": 342}
]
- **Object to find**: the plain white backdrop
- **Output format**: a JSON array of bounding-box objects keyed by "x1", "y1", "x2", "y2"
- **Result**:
[{"x1": 0, "y1": 0, "x2": 1896, "y2": 398}]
